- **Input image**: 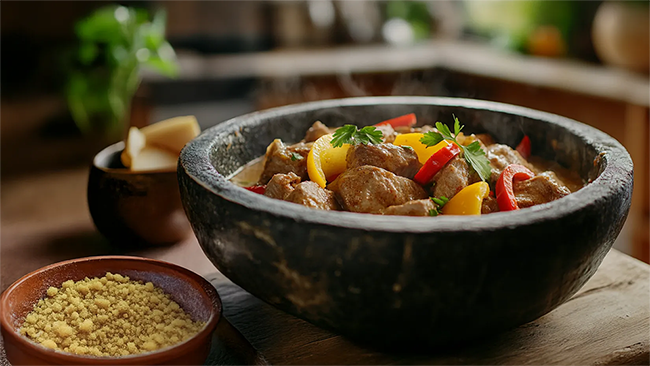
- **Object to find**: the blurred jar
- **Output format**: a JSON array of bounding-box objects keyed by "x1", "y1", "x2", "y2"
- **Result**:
[
  {"x1": 337, "y1": 0, "x2": 382, "y2": 44},
  {"x1": 161, "y1": 1, "x2": 273, "y2": 53},
  {"x1": 592, "y1": 1, "x2": 649, "y2": 73},
  {"x1": 272, "y1": 1, "x2": 338, "y2": 48},
  {"x1": 382, "y1": 1, "x2": 433, "y2": 45}
]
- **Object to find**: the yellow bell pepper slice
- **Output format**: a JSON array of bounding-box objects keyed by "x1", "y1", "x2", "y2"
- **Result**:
[
  {"x1": 442, "y1": 182, "x2": 490, "y2": 215},
  {"x1": 393, "y1": 133, "x2": 450, "y2": 164},
  {"x1": 307, "y1": 134, "x2": 350, "y2": 188}
]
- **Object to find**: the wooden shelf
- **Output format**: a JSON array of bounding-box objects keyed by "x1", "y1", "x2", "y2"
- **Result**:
[{"x1": 143, "y1": 39, "x2": 650, "y2": 107}]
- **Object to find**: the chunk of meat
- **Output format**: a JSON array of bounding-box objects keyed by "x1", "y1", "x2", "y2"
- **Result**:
[
  {"x1": 304, "y1": 121, "x2": 332, "y2": 143},
  {"x1": 514, "y1": 171, "x2": 571, "y2": 208},
  {"x1": 259, "y1": 139, "x2": 311, "y2": 184},
  {"x1": 486, "y1": 144, "x2": 535, "y2": 184},
  {"x1": 481, "y1": 195, "x2": 499, "y2": 214},
  {"x1": 264, "y1": 172, "x2": 300, "y2": 200},
  {"x1": 375, "y1": 124, "x2": 397, "y2": 143},
  {"x1": 346, "y1": 143, "x2": 422, "y2": 179},
  {"x1": 381, "y1": 199, "x2": 436, "y2": 216},
  {"x1": 285, "y1": 181, "x2": 340, "y2": 210},
  {"x1": 328, "y1": 166, "x2": 428, "y2": 213},
  {"x1": 432, "y1": 155, "x2": 470, "y2": 199}
]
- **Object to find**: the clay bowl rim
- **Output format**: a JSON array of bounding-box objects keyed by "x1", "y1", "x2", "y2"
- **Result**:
[
  {"x1": 0, "y1": 255, "x2": 222, "y2": 365},
  {"x1": 179, "y1": 96, "x2": 632, "y2": 234},
  {"x1": 93, "y1": 141, "x2": 177, "y2": 175}
]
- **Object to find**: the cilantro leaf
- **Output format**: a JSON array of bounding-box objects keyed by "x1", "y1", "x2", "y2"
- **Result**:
[
  {"x1": 453, "y1": 115, "x2": 463, "y2": 136},
  {"x1": 330, "y1": 125, "x2": 356, "y2": 148},
  {"x1": 419, "y1": 116, "x2": 492, "y2": 182},
  {"x1": 361, "y1": 126, "x2": 384, "y2": 145},
  {"x1": 435, "y1": 121, "x2": 453, "y2": 139},
  {"x1": 420, "y1": 132, "x2": 444, "y2": 147},
  {"x1": 463, "y1": 141, "x2": 492, "y2": 181},
  {"x1": 290, "y1": 152, "x2": 303, "y2": 161},
  {"x1": 330, "y1": 125, "x2": 383, "y2": 148}
]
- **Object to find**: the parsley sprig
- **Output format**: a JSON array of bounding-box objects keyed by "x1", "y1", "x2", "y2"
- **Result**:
[
  {"x1": 428, "y1": 196, "x2": 449, "y2": 216},
  {"x1": 420, "y1": 116, "x2": 492, "y2": 182},
  {"x1": 330, "y1": 125, "x2": 384, "y2": 148}
]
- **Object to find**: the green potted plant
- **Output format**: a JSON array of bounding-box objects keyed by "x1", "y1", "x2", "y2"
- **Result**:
[{"x1": 66, "y1": 5, "x2": 178, "y2": 139}]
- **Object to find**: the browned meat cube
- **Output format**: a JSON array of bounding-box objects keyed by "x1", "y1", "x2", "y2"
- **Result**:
[
  {"x1": 264, "y1": 172, "x2": 301, "y2": 200},
  {"x1": 514, "y1": 171, "x2": 571, "y2": 208},
  {"x1": 481, "y1": 195, "x2": 500, "y2": 214},
  {"x1": 259, "y1": 139, "x2": 311, "y2": 184},
  {"x1": 432, "y1": 156, "x2": 470, "y2": 200},
  {"x1": 328, "y1": 166, "x2": 428, "y2": 214},
  {"x1": 486, "y1": 144, "x2": 535, "y2": 184},
  {"x1": 285, "y1": 181, "x2": 340, "y2": 210},
  {"x1": 381, "y1": 199, "x2": 436, "y2": 216},
  {"x1": 346, "y1": 143, "x2": 422, "y2": 179},
  {"x1": 304, "y1": 121, "x2": 333, "y2": 142}
]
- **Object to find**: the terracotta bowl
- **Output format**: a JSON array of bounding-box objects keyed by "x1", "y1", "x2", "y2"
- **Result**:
[
  {"x1": 178, "y1": 96, "x2": 634, "y2": 348},
  {"x1": 0, "y1": 256, "x2": 222, "y2": 365},
  {"x1": 88, "y1": 142, "x2": 193, "y2": 246}
]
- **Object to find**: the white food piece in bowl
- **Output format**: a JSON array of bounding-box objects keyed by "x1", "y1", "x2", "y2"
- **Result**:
[
  {"x1": 141, "y1": 116, "x2": 201, "y2": 155},
  {"x1": 130, "y1": 147, "x2": 178, "y2": 172},
  {"x1": 121, "y1": 127, "x2": 147, "y2": 168}
]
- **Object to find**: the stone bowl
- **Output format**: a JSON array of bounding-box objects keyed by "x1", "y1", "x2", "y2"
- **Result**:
[{"x1": 178, "y1": 97, "x2": 633, "y2": 348}]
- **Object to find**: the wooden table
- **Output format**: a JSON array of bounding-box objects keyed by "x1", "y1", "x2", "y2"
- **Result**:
[{"x1": 1, "y1": 167, "x2": 649, "y2": 365}]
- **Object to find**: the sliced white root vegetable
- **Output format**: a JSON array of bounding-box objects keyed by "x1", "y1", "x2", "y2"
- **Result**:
[
  {"x1": 121, "y1": 127, "x2": 147, "y2": 168},
  {"x1": 140, "y1": 116, "x2": 201, "y2": 155},
  {"x1": 130, "y1": 146, "x2": 178, "y2": 172}
]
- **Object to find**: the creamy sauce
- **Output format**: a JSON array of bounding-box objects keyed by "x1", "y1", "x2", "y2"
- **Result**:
[
  {"x1": 230, "y1": 157, "x2": 265, "y2": 187},
  {"x1": 527, "y1": 156, "x2": 584, "y2": 193}
]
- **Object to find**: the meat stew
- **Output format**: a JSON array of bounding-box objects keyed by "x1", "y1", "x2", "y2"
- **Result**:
[{"x1": 230, "y1": 114, "x2": 583, "y2": 216}]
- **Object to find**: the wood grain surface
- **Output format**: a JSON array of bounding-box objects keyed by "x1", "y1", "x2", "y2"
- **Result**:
[{"x1": 207, "y1": 249, "x2": 649, "y2": 365}]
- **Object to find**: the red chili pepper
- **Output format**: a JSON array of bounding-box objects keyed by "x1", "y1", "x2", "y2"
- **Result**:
[
  {"x1": 496, "y1": 164, "x2": 534, "y2": 211},
  {"x1": 413, "y1": 142, "x2": 461, "y2": 185},
  {"x1": 516, "y1": 135, "x2": 531, "y2": 160},
  {"x1": 244, "y1": 185, "x2": 266, "y2": 194},
  {"x1": 375, "y1": 113, "x2": 417, "y2": 128}
]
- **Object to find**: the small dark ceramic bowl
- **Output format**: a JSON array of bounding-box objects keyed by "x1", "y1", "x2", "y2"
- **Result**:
[
  {"x1": 0, "y1": 256, "x2": 222, "y2": 365},
  {"x1": 88, "y1": 142, "x2": 193, "y2": 246},
  {"x1": 178, "y1": 97, "x2": 633, "y2": 348}
]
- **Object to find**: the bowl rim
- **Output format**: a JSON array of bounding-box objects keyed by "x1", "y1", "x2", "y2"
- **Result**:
[
  {"x1": 179, "y1": 96, "x2": 633, "y2": 233},
  {"x1": 93, "y1": 141, "x2": 177, "y2": 175},
  {"x1": 0, "y1": 255, "x2": 222, "y2": 364}
]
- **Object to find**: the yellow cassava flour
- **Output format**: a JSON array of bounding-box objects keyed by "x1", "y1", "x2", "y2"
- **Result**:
[{"x1": 19, "y1": 272, "x2": 204, "y2": 357}]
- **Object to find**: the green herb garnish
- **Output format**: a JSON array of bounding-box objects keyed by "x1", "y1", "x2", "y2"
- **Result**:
[
  {"x1": 420, "y1": 116, "x2": 492, "y2": 182},
  {"x1": 290, "y1": 152, "x2": 303, "y2": 161},
  {"x1": 400, "y1": 145, "x2": 414, "y2": 150},
  {"x1": 428, "y1": 196, "x2": 449, "y2": 216},
  {"x1": 330, "y1": 125, "x2": 384, "y2": 148}
]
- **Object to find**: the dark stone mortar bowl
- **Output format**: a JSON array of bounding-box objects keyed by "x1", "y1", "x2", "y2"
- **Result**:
[{"x1": 178, "y1": 97, "x2": 633, "y2": 348}]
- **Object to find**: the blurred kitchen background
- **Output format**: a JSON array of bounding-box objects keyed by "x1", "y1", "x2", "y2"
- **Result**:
[{"x1": 1, "y1": 1, "x2": 648, "y2": 262}]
